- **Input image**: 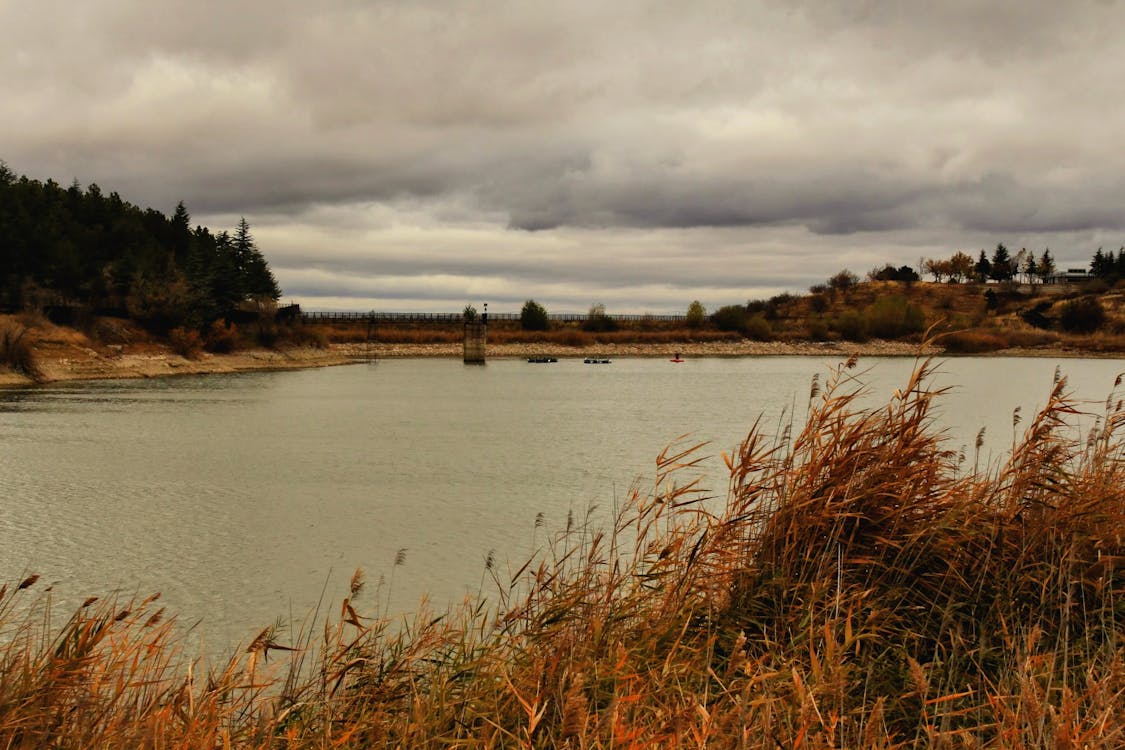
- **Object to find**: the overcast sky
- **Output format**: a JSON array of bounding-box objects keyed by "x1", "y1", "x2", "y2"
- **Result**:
[{"x1": 4, "y1": 1, "x2": 1124, "y2": 312}]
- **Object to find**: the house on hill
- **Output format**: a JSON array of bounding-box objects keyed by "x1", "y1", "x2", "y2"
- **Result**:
[{"x1": 1050, "y1": 268, "x2": 1090, "y2": 284}]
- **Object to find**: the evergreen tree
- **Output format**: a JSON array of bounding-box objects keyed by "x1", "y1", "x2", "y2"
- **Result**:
[
  {"x1": 1038, "y1": 249, "x2": 1056, "y2": 283},
  {"x1": 1091, "y1": 248, "x2": 1112, "y2": 278},
  {"x1": 990, "y1": 243, "x2": 1013, "y2": 281},
  {"x1": 169, "y1": 201, "x2": 192, "y2": 264},
  {"x1": 0, "y1": 163, "x2": 283, "y2": 322},
  {"x1": 1022, "y1": 252, "x2": 1038, "y2": 283},
  {"x1": 974, "y1": 250, "x2": 991, "y2": 282},
  {"x1": 231, "y1": 218, "x2": 280, "y2": 301},
  {"x1": 520, "y1": 299, "x2": 549, "y2": 331}
]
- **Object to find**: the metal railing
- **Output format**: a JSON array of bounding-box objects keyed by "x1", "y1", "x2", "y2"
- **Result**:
[{"x1": 300, "y1": 311, "x2": 689, "y2": 324}]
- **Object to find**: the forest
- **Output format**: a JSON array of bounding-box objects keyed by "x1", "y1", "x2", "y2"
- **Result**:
[{"x1": 0, "y1": 160, "x2": 279, "y2": 333}]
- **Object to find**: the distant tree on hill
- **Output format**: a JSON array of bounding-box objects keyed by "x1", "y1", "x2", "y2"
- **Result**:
[
  {"x1": 1091, "y1": 248, "x2": 1113, "y2": 278},
  {"x1": 923, "y1": 258, "x2": 952, "y2": 282},
  {"x1": 685, "y1": 300, "x2": 706, "y2": 328},
  {"x1": 827, "y1": 269, "x2": 859, "y2": 298},
  {"x1": 974, "y1": 251, "x2": 992, "y2": 282},
  {"x1": 869, "y1": 264, "x2": 919, "y2": 283},
  {"x1": 990, "y1": 244, "x2": 1014, "y2": 281},
  {"x1": 519, "y1": 299, "x2": 549, "y2": 330},
  {"x1": 949, "y1": 251, "x2": 974, "y2": 282},
  {"x1": 1022, "y1": 252, "x2": 1038, "y2": 283},
  {"x1": 1090, "y1": 247, "x2": 1125, "y2": 282},
  {"x1": 1038, "y1": 249, "x2": 1056, "y2": 283},
  {"x1": 583, "y1": 303, "x2": 617, "y2": 332}
]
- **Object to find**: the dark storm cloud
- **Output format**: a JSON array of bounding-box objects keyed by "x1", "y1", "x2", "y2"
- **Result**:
[{"x1": 3, "y1": 0, "x2": 1125, "y2": 310}]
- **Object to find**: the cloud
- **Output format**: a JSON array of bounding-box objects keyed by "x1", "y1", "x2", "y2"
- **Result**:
[{"x1": 3, "y1": 0, "x2": 1124, "y2": 310}]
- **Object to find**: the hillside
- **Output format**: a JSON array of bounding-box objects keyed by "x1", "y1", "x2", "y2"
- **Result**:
[{"x1": 703, "y1": 278, "x2": 1125, "y2": 354}]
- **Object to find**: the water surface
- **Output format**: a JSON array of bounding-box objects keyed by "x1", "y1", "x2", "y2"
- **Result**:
[{"x1": 1, "y1": 355, "x2": 1121, "y2": 652}]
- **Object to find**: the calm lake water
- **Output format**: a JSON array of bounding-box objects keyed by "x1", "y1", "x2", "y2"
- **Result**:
[{"x1": 2, "y1": 355, "x2": 1122, "y2": 654}]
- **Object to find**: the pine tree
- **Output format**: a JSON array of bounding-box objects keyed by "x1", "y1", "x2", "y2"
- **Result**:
[
  {"x1": 233, "y1": 218, "x2": 280, "y2": 300},
  {"x1": 1022, "y1": 252, "x2": 1038, "y2": 283},
  {"x1": 990, "y1": 243, "x2": 1013, "y2": 281},
  {"x1": 975, "y1": 250, "x2": 991, "y2": 282},
  {"x1": 1038, "y1": 249, "x2": 1055, "y2": 283}
]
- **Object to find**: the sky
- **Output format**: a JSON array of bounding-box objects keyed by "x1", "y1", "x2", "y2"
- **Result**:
[{"x1": 3, "y1": 0, "x2": 1125, "y2": 313}]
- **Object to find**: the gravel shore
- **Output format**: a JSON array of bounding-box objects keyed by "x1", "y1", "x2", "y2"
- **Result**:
[{"x1": 5, "y1": 337, "x2": 1118, "y2": 389}]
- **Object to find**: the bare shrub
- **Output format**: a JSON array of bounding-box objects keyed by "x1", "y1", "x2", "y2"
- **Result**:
[
  {"x1": 166, "y1": 327, "x2": 203, "y2": 359},
  {"x1": 203, "y1": 320, "x2": 239, "y2": 353},
  {"x1": 0, "y1": 322, "x2": 40, "y2": 378}
]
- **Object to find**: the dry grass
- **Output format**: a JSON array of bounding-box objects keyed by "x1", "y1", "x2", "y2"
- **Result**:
[
  {"x1": 3, "y1": 356, "x2": 1124, "y2": 747},
  {"x1": 311, "y1": 323, "x2": 739, "y2": 347},
  {"x1": 308, "y1": 324, "x2": 443, "y2": 345},
  {"x1": 488, "y1": 328, "x2": 740, "y2": 346},
  {"x1": 0, "y1": 321, "x2": 40, "y2": 379},
  {"x1": 939, "y1": 327, "x2": 1063, "y2": 354}
]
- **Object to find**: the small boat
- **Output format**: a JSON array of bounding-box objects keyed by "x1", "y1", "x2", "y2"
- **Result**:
[
  {"x1": 583, "y1": 357, "x2": 612, "y2": 364},
  {"x1": 670, "y1": 352, "x2": 684, "y2": 363},
  {"x1": 527, "y1": 357, "x2": 558, "y2": 363}
]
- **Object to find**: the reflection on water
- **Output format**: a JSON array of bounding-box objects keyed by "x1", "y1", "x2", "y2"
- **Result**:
[{"x1": 1, "y1": 356, "x2": 1122, "y2": 653}]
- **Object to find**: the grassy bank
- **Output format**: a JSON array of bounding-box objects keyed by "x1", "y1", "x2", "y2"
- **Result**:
[{"x1": 2, "y1": 358, "x2": 1124, "y2": 748}]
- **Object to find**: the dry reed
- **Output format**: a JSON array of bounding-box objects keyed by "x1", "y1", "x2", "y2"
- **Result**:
[{"x1": 0, "y1": 321, "x2": 41, "y2": 379}]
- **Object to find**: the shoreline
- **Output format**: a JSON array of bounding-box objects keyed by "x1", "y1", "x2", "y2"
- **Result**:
[{"x1": 3, "y1": 338, "x2": 1120, "y2": 388}]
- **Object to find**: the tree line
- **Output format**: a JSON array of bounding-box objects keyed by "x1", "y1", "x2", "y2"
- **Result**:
[
  {"x1": 917, "y1": 245, "x2": 1057, "y2": 284},
  {"x1": 0, "y1": 161, "x2": 280, "y2": 332},
  {"x1": 918, "y1": 244, "x2": 1125, "y2": 286}
]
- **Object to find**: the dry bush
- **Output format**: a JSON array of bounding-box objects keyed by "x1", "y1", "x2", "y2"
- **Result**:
[
  {"x1": 3, "y1": 357, "x2": 1124, "y2": 748},
  {"x1": 84, "y1": 317, "x2": 136, "y2": 346},
  {"x1": 166, "y1": 327, "x2": 203, "y2": 359},
  {"x1": 203, "y1": 320, "x2": 239, "y2": 353},
  {"x1": 0, "y1": 322, "x2": 40, "y2": 379}
]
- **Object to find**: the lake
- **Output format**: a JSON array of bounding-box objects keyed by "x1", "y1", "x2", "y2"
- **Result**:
[{"x1": 1, "y1": 355, "x2": 1122, "y2": 654}]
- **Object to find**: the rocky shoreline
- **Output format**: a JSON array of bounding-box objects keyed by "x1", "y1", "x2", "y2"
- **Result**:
[
  {"x1": 340, "y1": 339, "x2": 939, "y2": 359},
  {"x1": 5, "y1": 336, "x2": 1121, "y2": 389}
]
